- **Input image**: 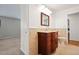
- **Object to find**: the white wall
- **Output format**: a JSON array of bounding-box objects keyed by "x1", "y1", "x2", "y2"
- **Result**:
[
  {"x1": 0, "y1": 17, "x2": 20, "y2": 39},
  {"x1": 0, "y1": 4, "x2": 20, "y2": 39},
  {"x1": 29, "y1": 4, "x2": 54, "y2": 28},
  {"x1": 54, "y1": 11, "x2": 67, "y2": 28},
  {"x1": 54, "y1": 6, "x2": 79, "y2": 29},
  {"x1": 68, "y1": 13, "x2": 79, "y2": 41},
  {"x1": 0, "y1": 4, "x2": 20, "y2": 19},
  {"x1": 21, "y1": 5, "x2": 29, "y2": 54}
]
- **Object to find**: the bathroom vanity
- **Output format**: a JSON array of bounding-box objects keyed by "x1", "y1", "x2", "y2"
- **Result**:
[{"x1": 38, "y1": 32, "x2": 58, "y2": 55}]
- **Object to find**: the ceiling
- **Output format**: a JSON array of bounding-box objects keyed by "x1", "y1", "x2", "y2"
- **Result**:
[{"x1": 45, "y1": 4, "x2": 79, "y2": 12}]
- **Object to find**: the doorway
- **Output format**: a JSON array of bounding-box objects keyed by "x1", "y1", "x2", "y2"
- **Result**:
[{"x1": 68, "y1": 12, "x2": 79, "y2": 46}]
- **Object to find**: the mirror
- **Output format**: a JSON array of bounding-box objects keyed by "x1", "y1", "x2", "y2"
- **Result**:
[{"x1": 41, "y1": 12, "x2": 49, "y2": 26}]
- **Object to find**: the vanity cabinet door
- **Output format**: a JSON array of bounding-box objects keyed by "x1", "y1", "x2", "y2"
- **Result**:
[
  {"x1": 38, "y1": 32, "x2": 58, "y2": 55},
  {"x1": 38, "y1": 32, "x2": 51, "y2": 55},
  {"x1": 51, "y1": 32, "x2": 58, "y2": 52},
  {"x1": 46, "y1": 33, "x2": 52, "y2": 54}
]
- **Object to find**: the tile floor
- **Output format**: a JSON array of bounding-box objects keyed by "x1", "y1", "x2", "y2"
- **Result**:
[{"x1": 54, "y1": 41, "x2": 79, "y2": 55}]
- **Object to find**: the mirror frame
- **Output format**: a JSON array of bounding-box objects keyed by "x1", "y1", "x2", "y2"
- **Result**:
[{"x1": 41, "y1": 12, "x2": 49, "y2": 26}]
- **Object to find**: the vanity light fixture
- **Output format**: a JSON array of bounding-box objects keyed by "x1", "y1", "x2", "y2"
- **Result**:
[{"x1": 39, "y1": 5, "x2": 52, "y2": 15}]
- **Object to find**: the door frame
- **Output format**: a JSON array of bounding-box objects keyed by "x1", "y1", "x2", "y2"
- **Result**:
[{"x1": 67, "y1": 19, "x2": 70, "y2": 43}]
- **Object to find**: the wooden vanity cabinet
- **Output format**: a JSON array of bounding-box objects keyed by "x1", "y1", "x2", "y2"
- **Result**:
[
  {"x1": 51, "y1": 32, "x2": 58, "y2": 52},
  {"x1": 38, "y1": 32, "x2": 58, "y2": 55}
]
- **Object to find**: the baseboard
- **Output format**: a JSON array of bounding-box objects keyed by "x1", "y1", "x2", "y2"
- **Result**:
[
  {"x1": 69, "y1": 40, "x2": 79, "y2": 46},
  {"x1": 20, "y1": 49, "x2": 25, "y2": 55},
  {"x1": 70, "y1": 39, "x2": 79, "y2": 41}
]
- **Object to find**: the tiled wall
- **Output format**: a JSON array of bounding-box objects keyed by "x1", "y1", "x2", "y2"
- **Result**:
[{"x1": 29, "y1": 28, "x2": 68, "y2": 55}]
